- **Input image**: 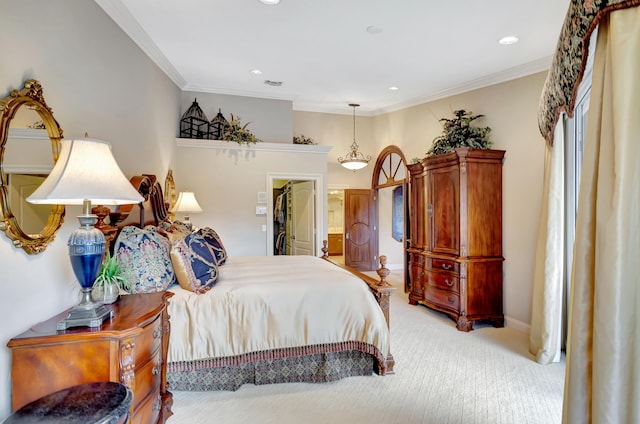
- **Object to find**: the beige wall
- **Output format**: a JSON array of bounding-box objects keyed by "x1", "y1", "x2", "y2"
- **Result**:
[
  {"x1": 0, "y1": 0, "x2": 548, "y2": 419},
  {"x1": 181, "y1": 91, "x2": 293, "y2": 143},
  {"x1": 173, "y1": 142, "x2": 329, "y2": 256},
  {"x1": 294, "y1": 72, "x2": 548, "y2": 330},
  {"x1": 0, "y1": 0, "x2": 180, "y2": 418}
]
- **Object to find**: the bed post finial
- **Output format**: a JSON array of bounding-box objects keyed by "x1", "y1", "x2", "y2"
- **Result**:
[
  {"x1": 321, "y1": 240, "x2": 329, "y2": 259},
  {"x1": 376, "y1": 255, "x2": 391, "y2": 287}
]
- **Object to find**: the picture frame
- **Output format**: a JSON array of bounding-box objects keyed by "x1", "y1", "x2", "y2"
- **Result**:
[{"x1": 392, "y1": 186, "x2": 403, "y2": 242}]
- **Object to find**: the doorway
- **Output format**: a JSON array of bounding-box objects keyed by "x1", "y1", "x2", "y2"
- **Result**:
[
  {"x1": 266, "y1": 172, "x2": 325, "y2": 257},
  {"x1": 327, "y1": 188, "x2": 345, "y2": 263},
  {"x1": 370, "y1": 146, "x2": 409, "y2": 288},
  {"x1": 329, "y1": 147, "x2": 408, "y2": 275}
]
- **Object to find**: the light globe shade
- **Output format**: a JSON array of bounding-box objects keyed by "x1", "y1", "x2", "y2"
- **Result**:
[
  {"x1": 340, "y1": 159, "x2": 369, "y2": 170},
  {"x1": 26, "y1": 138, "x2": 144, "y2": 205},
  {"x1": 171, "y1": 192, "x2": 203, "y2": 214}
]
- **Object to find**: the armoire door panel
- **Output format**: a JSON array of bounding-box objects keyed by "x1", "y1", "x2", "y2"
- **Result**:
[
  {"x1": 466, "y1": 163, "x2": 503, "y2": 257},
  {"x1": 429, "y1": 166, "x2": 459, "y2": 255}
]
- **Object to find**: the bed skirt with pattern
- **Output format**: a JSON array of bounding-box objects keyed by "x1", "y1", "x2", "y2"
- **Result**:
[{"x1": 167, "y1": 342, "x2": 385, "y2": 391}]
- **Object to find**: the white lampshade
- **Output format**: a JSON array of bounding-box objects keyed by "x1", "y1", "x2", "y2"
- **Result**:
[
  {"x1": 171, "y1": 192, "x2": 203, "y2": 214},
  {"x1": 27, "y1": 138, "x2": 144, "y2": 206}
]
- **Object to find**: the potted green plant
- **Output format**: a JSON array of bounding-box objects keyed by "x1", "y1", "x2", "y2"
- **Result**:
[
  {"x1": 92, "y1": 252, "x2": 130, "y2": 304},
  {"x1": 221, "y1": 114, "x2": 261, "y2": 145},
  {"x1": 426, "y1": 109, "x2": 492, "y2": 156},
  {"x1": 293, "y1": 134, "x2": 316, "y2": 145}
]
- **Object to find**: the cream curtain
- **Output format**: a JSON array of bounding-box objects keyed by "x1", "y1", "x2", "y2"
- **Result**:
[
  {"x1": 563, "y1": 6, "x2": 640, "y2": 423},
  {"x1": 529, "y1": 119, "x2": 565, "y2": 364}
]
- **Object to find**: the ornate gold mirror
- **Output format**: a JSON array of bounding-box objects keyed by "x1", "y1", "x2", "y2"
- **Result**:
[
  {"x1": 0, "y1": 80, "x2": 65, "y2": 254},
  {"x1": 164, "y1": 169, "x2": 177, "y2": 221}
]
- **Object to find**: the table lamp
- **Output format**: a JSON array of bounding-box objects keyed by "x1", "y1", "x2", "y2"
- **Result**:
[
  {"x1": 27, "y1": 138, "x2": 144, "y2": 330},
  {"x1": 171, "y1": 191, "x2": 202, "y2": 229}
]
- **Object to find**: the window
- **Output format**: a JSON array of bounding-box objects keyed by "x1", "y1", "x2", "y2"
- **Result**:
[{"x1": 562, "y1": 28, "x2": 596, "y2": 348}]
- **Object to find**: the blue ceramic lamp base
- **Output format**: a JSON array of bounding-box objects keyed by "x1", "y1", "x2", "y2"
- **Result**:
[{"x1": 56, "y1": 213, "x2": 113, "y2": 331}]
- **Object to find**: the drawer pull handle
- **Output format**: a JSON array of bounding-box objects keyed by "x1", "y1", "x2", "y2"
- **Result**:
[
  {"x1": 446, "y1": 295, "x2": 455, "y2": 304},
  {"x1": 442, "y1": 264, "x2": 452, "y2": 270},
  {"x1": 445, "y1": 278, "x2": 454, "y2": 287},
  {"x1": 153, "y1": 328, "x2": 162, "y2": 339},
  {"x1": 152, "y1": 366, "x2": 160, "y2": 375}
]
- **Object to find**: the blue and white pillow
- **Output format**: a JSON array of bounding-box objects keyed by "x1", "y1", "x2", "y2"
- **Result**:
[
  {"x1": 114, "y1": 225, "x2": 175, "y2": 293},
  {"x1": 196, "y1": 227, "x2": 227, "y2": 265},
  {"x1": 170, "y1": 233, "x2": 219, "y2": 294}
]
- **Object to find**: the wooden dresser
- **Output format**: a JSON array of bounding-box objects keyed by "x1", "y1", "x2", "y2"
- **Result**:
[
  {"x1": 407, "y1": 148, "x2": 505, "y2": 331},
  {"x1": 327, "y1": 233, "x2": 343, "y2": 255},
  {"x1": 8, "y1": 292, "x2": 173, "y2": 424}
]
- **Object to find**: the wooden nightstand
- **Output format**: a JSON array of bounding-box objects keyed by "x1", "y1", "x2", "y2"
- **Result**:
[{"x1": 7, "y1": 292, "x2": 173, "y2": 424}]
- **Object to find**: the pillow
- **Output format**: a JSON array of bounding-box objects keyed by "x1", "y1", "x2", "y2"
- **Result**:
[
  {"x1": 114, "y1": 225, "x2": 176, "y2": 293},
  {"x1": 196, "y1": 227, "x2": 228, "y2": 265},
  {"x1": 170, "y1": 233, "x2": 219, "y2": 293},
  {"x1": 157, "y1": 220, "x2": 193, "y2": 243}
]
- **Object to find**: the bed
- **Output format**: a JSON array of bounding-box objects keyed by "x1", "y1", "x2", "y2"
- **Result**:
[{"x1": 101, "y1": 174, "x2": 395, "y2": 391}]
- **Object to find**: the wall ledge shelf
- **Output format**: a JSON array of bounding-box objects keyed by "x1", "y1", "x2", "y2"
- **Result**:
[{"x1": 176, "y1": 138, "x2": 332, "y2": 155}]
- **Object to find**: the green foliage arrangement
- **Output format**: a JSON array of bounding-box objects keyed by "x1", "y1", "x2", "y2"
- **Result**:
[
  {"x1": 293, "y1": 134, "x2": 316, "y2": 145},
  {"x1": 222, "y1": 114, "x2": 261, "y2": 146},
  {"x1": 94, "y1": 252, "x2": 131, "y2": 292},
  {"x1": 426, "y1": 109, "x2": 492, "y2": 156}
]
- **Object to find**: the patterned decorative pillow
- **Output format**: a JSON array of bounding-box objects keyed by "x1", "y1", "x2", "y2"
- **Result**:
[
  {"x1": 114, "y1": 225, "x2": 176, "y2": 293},
  {"x1": 196, "y1": 227, "x2": 228, "y2": 265},
  {"x1": 157, "y1": 220, "x2": 193, "y2": 243},
  {"x1": 170, "y1": 233, "x2": 219, "y2": 293}
]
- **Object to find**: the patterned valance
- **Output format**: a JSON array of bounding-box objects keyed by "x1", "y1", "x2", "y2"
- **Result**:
[{"x1": 538, "y1": 0, "x2": 640, "y2": 145}]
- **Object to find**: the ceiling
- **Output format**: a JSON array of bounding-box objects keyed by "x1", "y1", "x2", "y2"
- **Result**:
[{"x1": 96, "y1": 0, "x2": 570, "y2": 116}]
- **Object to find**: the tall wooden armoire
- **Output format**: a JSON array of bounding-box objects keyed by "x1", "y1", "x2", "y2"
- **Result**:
[{"x1": 407, "y1": 147, "x2": 505, "y2": 331}]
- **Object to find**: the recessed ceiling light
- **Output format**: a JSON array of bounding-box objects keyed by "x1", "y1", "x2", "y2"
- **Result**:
[
  {"x1": 498, "y1": 36, "x2": 519, "y2": 45},
  {"x1": 366, "y1": 25, "x2": 383, "y2": 35},
  {"x1": 388, "y1": 86, "x2": 399, "y2": 91},
  {"x1": 259, "y1": 0, "x2": 280, "y2": 4},
  {"x1": 250, "y1": 69, "x2": 263, "y2": 75}
]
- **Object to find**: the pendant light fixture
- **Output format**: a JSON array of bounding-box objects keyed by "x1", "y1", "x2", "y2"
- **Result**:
[{"x1": 338, "y1": 103, "x2": 371, "y2": 171}]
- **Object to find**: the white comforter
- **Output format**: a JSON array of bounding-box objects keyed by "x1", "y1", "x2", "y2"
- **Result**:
[{"x1": 167, "y1": 255, "x2": 390, "y2": 363}]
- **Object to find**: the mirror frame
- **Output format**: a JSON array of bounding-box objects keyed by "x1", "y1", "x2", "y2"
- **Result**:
[
  {"x1": 164, "y1": 168, "x2": 177, "y2": 221},
  {"x1": 0, "y1": 80, "x2": 65, "y2": 254}
]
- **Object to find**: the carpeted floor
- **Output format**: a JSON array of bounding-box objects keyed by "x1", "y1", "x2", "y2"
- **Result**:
[{"x1": 168, "y1": 270, "x2": 565, "y2": 424}]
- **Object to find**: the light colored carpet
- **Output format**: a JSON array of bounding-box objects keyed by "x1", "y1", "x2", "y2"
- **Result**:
[{"x1": 168, "y1": 271, "x2": 565, "y2": 424}]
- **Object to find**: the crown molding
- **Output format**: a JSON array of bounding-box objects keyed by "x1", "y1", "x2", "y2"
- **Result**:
[
  {"x1": 95, "y1": 0, "x2": 186, "y2": 88},
  {"x1": 370, "y1": 56, "x2": 553, "y2": 116}
]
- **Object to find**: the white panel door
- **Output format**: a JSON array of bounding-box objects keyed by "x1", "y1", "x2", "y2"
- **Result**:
[{"x1": 292, "y1": 180, "x2": 315, "y2": 256}]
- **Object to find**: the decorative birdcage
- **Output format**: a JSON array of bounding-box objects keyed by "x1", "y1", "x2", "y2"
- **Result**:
[
  {"x1": 179, "y1": 98, "x2": 211, "y2": 139},
  {"x1": 210, "y1": 109, "x2": 229, "y2": 140}
]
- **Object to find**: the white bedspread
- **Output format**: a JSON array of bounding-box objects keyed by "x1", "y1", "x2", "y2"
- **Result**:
[{"x1": 167, "y1": 255, "x2": 390, "y2": 363}]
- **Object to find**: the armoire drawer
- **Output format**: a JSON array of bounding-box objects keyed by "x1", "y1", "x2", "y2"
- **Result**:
[
  {"x1": 430, "y1": 257, "x2": 459, "y2": 273},
  {"x1": 425, "y1": 286, "x2": 460, "y2": 312},
  {"x1": 427, "y1": 271, "x2": 459, "y2": 293}
]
